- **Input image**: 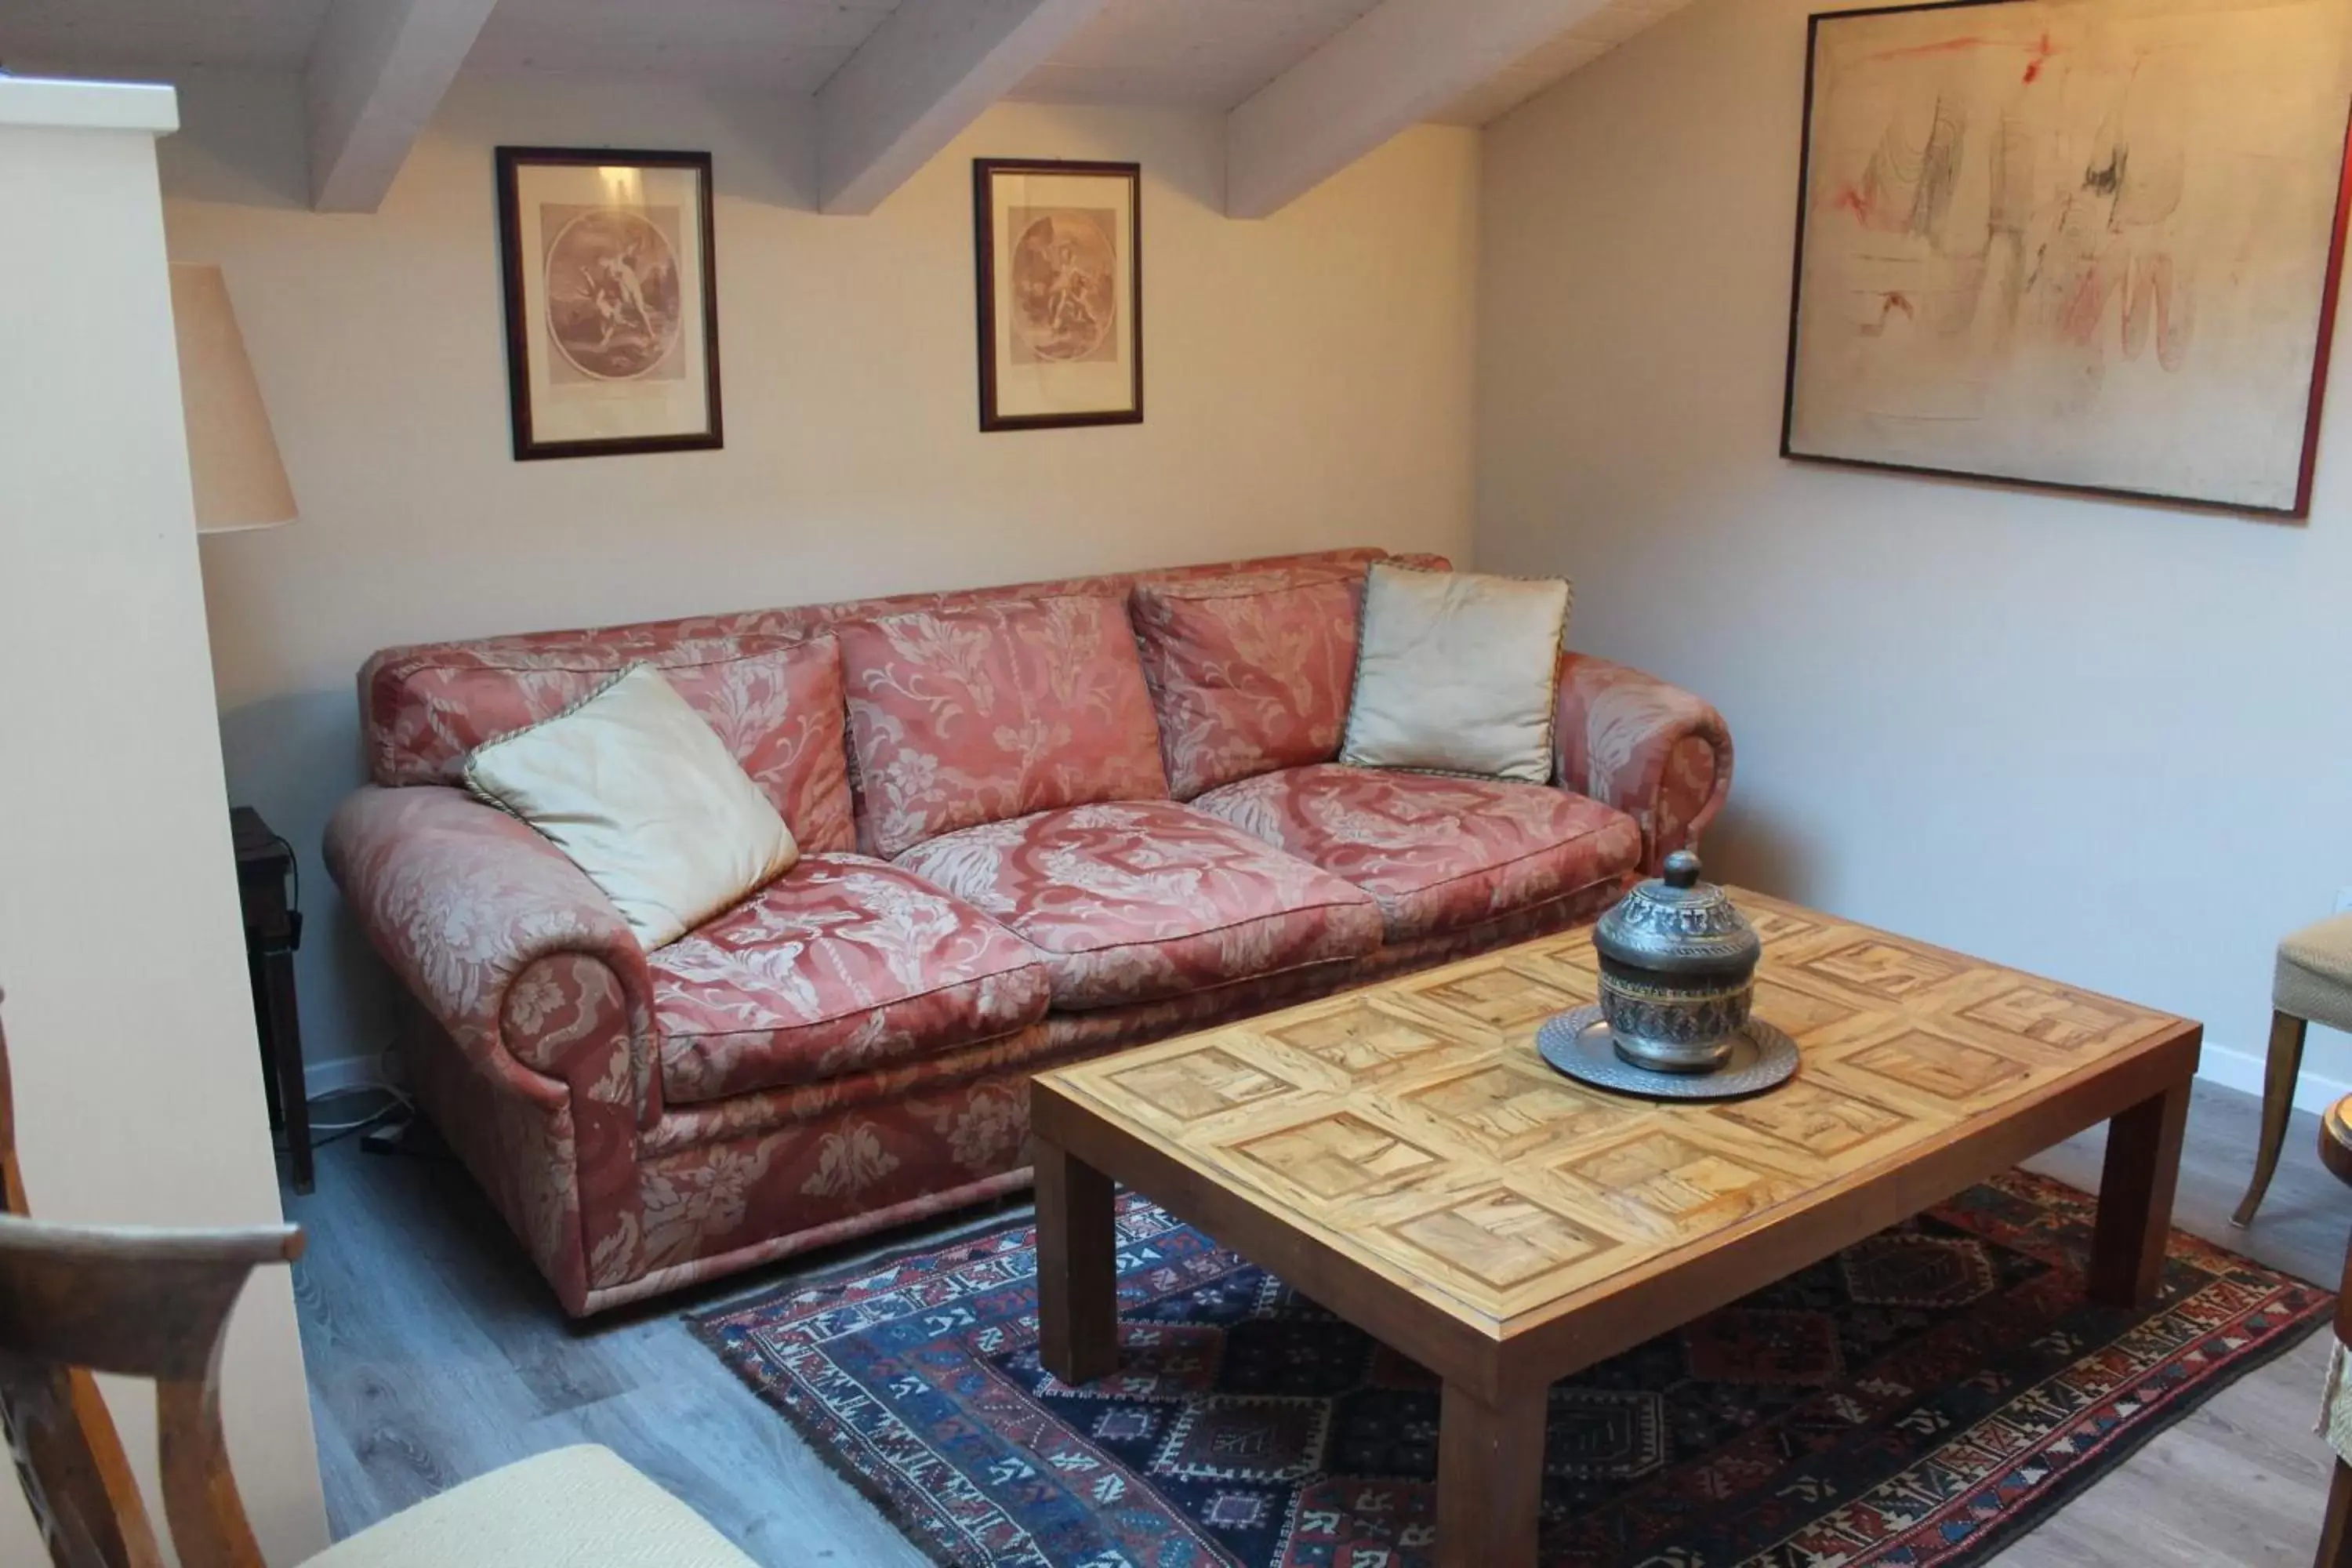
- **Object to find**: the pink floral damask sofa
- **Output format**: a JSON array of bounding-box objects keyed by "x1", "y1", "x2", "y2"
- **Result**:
[{"x1": 325, "y1": 548, "x2": 1733, "y2": 1316}]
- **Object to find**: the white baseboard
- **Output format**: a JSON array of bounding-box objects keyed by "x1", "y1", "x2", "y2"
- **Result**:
[
  {"x1": 2196, "y1": 1039, "x2": 2350, "y2": 1115},
  {"x1": 306, "y1": 1052, "x2": 393, "y2": 1102}
]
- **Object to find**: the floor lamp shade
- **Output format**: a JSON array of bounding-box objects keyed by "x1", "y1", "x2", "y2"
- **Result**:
[{"x1": 169, "y1": 263, "x2": 296, "y2": 532}]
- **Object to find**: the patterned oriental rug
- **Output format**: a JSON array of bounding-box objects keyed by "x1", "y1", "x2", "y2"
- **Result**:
[{"x1": 691, "y1": 1171, "x2": 2328, "y2": 1568}]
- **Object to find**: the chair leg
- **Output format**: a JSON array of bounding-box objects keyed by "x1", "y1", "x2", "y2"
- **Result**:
[
  {"x1": 2234, "y1": 1010, "x2": 2310, "y2": 1227},
  {"x1": 2322, "y1": 1459, "x2": 2352, "y2": 1568},
  {"x1": 2319, "y1": 1194, "x2": 2352, "y2": 1564}
]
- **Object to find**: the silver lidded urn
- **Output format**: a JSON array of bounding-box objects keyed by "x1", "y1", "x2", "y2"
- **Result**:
[{"x1": 1592, "y1": 851, "x2": 1760, "y2": 1074}]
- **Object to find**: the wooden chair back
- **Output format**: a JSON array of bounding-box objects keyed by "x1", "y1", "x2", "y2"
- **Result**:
[{"x1": 0, "y1": 1000, "x2": 305, "y2": 1568}]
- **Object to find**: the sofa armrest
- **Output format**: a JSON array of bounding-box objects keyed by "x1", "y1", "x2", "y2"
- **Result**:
[
  {"x1": 1553, "y1": 653, "x2": 1734, "y2": 874},
  {"x1": 324, "y1": 785, "x2": 661, "y2": 1129}
]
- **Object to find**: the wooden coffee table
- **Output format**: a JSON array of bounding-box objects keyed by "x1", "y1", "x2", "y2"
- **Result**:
[{"x1": 1030, "y1": 890, "x2": 2199, "y2": 1568}]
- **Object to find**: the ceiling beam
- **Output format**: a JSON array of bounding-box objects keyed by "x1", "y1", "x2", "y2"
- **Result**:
[
  {"x1": 816, "y1": 0, "x2": 1110, "y2": 216},
  {"x1": 1227, "y1": 0, "x2": 1608, "y2": 219},
  {"x1": 305, "y1": 0, "x2": 498, "y2": 213}
]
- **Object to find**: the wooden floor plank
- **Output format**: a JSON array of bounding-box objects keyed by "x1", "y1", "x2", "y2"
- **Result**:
[{"x1": 283, "y1": 1077, "x2": 2342, "y2": 1566}]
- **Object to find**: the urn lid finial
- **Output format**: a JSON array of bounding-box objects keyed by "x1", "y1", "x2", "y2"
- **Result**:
[{"x1": 1593, "y1": 851, "x2": 1760, "y2": 978}]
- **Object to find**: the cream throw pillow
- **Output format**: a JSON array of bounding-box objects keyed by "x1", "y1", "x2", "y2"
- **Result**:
[
  {"x1": 1340, "y1": 564, "x2": 1572, "y2": 783},
  {"x1": 463, "y1": 664, "x2": 799, "y2": 951}
]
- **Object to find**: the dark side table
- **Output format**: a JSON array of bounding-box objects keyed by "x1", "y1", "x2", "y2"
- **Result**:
[{"x1": 233, "y1": 806, "x2": 312, "y2": 1192}]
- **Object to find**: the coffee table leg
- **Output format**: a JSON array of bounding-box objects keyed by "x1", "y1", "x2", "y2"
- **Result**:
[
  {"x1": 2088, "y1": 1076, "x2": 2191, "y2": 1308},
  {"x1": 1436, "y1": 1381, "x2": 1546, "y2": 1568},
  {"x1": 1035, "y1": 1138, "x2": 1120, "y2": 1385}
]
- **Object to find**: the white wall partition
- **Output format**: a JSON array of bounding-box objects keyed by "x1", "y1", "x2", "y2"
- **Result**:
[{"x1": 0, "y1": 73, "x2": 329, "y2": 1565}]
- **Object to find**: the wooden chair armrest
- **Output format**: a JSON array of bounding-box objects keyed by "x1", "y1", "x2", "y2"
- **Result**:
[{"x1": 0, "y1": 1216, "x2": 301, "y2": 1384}]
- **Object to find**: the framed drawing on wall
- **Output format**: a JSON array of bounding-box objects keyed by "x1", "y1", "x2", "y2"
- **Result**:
[
  {"x1": 975, "y1": 158, "x2": 1142, "y2": 431},
  {"x1": 495, "y1": 147, "x2": 723, "y2": 460},
  {"x1": 1781, "y1": 0, "x2": 2352, "y2": 517}
]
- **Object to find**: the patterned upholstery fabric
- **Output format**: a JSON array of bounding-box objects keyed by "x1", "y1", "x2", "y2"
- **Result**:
[
  {"x1": 683, "y1": 637, "x2": 855, "y2": 853},
  {"x1": 637, "y1": 881, "x2": 1616, "y2": 1161},
  {"x1": 325, "y1": 783, "x2": 662, "y2": 1128},
  {"x1": 893, "y1": 800, "x2": 1384, "y2": 1010},
  {"x1": 649, "y1": 855, "x2": 1051, "y2": 1104},
  {"x1": 836, "y1": 595, "x2": 1171, "y2": 858},
  {"x1": 329, "y1": 548, "x2": 1745, "y2": 1318},
  {"x1": 364, "y1": 549, "x2": 1395, "y2": 788},
  {"x1": 462, "y1": 665, "x2": 803, "y2": 953},
  {"x1": 356, "y1": 638, "x2": 858, "y2": 854},
  {"x1": 1554, "y1": 651, "x2": 1735, "y2": 873},
  {"x1": 1131, "y1": 574, "x2": 1361, "y2": 800},
  {"x1": 391, "y1": 856, "x2": 1621, "y2": 1318},
  {"x1": 1192, "y1": 764, "x2": 1644, "y2": 941}
]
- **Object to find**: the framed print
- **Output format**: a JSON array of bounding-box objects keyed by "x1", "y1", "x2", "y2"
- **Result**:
[
  {"x1": 1781, "y1": 0, "x2": 2352, "y2": 517},
  {"x1": 975, "y1": 158, "x2": 1142, "y2": 431},
  {"x1": 495, "y1": 147, "x2": 723, "y2": 460}
]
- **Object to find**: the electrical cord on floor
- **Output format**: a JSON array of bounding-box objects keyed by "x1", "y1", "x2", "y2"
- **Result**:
[
  {"x1": 302, "y1": 1044, "x2": 416, "y2": 1142},
  {"x1": 257, "y1": 838, "x2": 420, "y2": 1156}
]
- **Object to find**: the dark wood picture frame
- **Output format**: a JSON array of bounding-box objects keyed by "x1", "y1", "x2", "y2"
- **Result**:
[
  {"x1": 974, "y1": 158, "x2": 1144, "y2": 432},
  {"x1": 1779, "y1": 0, "x2": 2352, "y2": 520},
  {"x1": 495, "y1": 146, "x2": 724, "y2": 461}
]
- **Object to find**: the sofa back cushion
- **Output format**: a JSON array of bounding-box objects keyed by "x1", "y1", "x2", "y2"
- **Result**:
[
  {"x1": 1132, "y1": 572, "x2": 1363, "y2": 800},
  {"x1": 365, "y1": 638, "x2": 856, "y2": 853},
  {"x1": 1341, "y1": 564, "x2": 1572, "y2": 784},
  {"x1": 361, "y1": 549, "x2": 1407, "y2": 789},
  {"x1": 835, "y1": 594, "x2": 1169, "y2": 858},
  {"x1": 673, "y1": 640, "x2": 855, "y2": 854}
]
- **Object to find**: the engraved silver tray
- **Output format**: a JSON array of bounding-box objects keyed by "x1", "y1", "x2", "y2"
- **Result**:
[{"x1": 1535, "y1": 1004, "x2": 1798, "y2": 1101}]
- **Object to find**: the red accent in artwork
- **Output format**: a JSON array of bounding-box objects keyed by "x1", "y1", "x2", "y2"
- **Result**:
[
  {"x1": 1863, "y1": 34, "x2": 1994, "y2": 62},
  {"x1": 2023, "y1": 32, "x2": 2058, "y2": 83},
  {"x1": 2122, "y1": 253, "x2": 2187, "y2": 370},
  {"x1": 2060, "y1": 267, "x2": 2112, "y2": 345}
]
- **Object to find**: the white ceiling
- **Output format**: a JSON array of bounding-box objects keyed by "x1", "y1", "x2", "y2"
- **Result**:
[
  {"x1": 1, "y1": 0, "x2": 335, "y2": 73},
  {"x1": 0, "y1": 0, "x2": 1689, "y2": 127},
  {"x1": 1016, "y1": 0, "x2": 1385, "y2": 110},
  {"x1": 466, "y1": 0, "x2": 905, "y2": 94},
  {"x1": 1432, "y1": 0, "x2": 1694, "y2": 126}
]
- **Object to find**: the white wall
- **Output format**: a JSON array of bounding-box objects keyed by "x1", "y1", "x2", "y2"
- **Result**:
[
  {"x1": 0, "y1": 78, "x2": 326, "y2": 1565},
  {"x1": 1477, "y1": 0, "x2": 2352, "y2": 1105},
  {"x1": 154, "y1": 73, "x2": 1480, "y2": 1075}
]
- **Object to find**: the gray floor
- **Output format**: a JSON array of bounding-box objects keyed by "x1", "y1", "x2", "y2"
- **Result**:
[{"x1": 284, "y1": 1078, "x2": 2347, "y2": 1566}]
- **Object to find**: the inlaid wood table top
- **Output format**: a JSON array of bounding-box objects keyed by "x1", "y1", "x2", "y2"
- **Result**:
[{"x1": 1033, "y1": 891, "x2": 2196, "y2": 1340}]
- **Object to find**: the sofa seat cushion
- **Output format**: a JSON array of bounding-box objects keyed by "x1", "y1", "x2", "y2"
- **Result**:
[
  {"x1": 892, "y1": 800, "x2": 1385, "y2": 1011},
  {"x1": 1190, "y1": 764, "x2": 1643, "y2": 942},
  {"x1": 648, "y1": 854, "x2": 1053, "y2": 1104}
]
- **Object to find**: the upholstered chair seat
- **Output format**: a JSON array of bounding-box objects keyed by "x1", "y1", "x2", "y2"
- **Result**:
[
  {"x1": 2236, "y1": 916, "x2": 2352, "y2": 1226},
  {"x1": 307, "y1": 1446, "x2": 754, "y2": 1567}
]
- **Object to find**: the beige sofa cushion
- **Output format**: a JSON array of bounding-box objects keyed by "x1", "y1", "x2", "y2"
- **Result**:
[
  {"x1": 464, "y1": 664, "x2": 797, "y2": 951},
  {"x1": 1340, "y1": 564, "x2": 1572, "y2": 783}
]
